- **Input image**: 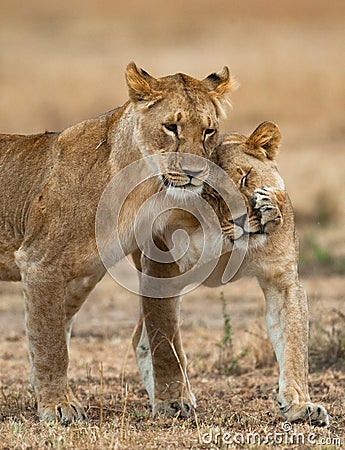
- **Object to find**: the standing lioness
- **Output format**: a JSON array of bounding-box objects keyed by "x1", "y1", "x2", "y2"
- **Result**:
[{"x1": 0, "y1": 63, "x2": 236, "y2": 423}]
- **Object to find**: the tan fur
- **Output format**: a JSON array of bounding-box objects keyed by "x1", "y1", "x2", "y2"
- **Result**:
[
  {"x1": 0, "y1": 63, "x2": 236, "y2": 423},
  {"x1": 133, "y1": 122, "x2": 329, "y2": 425}
]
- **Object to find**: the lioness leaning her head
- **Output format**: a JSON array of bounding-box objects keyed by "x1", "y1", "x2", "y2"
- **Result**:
[
  {"x1": 0, "y1": 63, "x2": 237, "y2": 423},
  {"x1": 133, "y1": 122, "x2": 329, "y2": 426}
]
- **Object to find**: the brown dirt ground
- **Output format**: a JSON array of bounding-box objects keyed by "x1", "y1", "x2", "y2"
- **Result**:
[
  {"x1": 0, "y1": 0, "x2": 344, "y2": 448},
  {"x1": 0, "y1": 275, "x2": 344, "y2": 449}
]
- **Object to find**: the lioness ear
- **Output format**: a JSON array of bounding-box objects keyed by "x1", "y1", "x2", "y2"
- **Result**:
[
  {"x1": 245, "y1": 121, "x2": 281, "y2": 161},
  {"x1": 125, "y1": 62, "x2": 162, "y2": 106},
  {"x1": 202, "y1": 67, "x2": 238, "y2": 116}
]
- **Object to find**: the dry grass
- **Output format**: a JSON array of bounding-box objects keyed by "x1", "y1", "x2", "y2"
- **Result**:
[
  {"x1": 0, "y1": 335, "x2": 344, "y2": 449},
  {"x1": 1, "y1": 0, "x2": 345, "y2": 448},
  {"x1": 310, "y1": 309, "x2": 345, "y2": 372},
  {"x1": 0, "y1": 278, "x2": 344, "y2": 449}
]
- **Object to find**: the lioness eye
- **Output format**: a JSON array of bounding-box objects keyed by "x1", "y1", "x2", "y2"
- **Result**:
[
  {"x1": 240, "y1": 175, "x2": 248, "y2": 188},
  {"x1": 163, "y1": 123, "x2": 178, "y2": 134},
  {"x1": 240, "y1": 167, "x2": 253, "y2": 188},
  {"x1": 204, "y1": 128, "x2": 216, "y2": 138}
]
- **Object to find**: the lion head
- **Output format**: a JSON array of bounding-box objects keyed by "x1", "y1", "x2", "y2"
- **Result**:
[
  {"x1": 125, "y1": 62, "x2": 237, "y2": 192},
  {"x1": 205, "y1": 121, "x2": 285, "y2": 241}
]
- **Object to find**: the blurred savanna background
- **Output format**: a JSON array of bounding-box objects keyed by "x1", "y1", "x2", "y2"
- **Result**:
[{"x1": 0, "y1": 1, "x2": 344, "y2": 448}]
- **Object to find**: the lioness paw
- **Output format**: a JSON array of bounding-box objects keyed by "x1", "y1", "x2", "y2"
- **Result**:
[
  {"x1": 39, "y1": 398, "x2": 88, "y2": 424},
  {"x1": 252, "y1": 186, "x2": 284, "y2": 233},
  {"x1": 154, "y1": 399, "x2": 193, "y2": 418},
  {"x1": 280, "y1": 401, "x2": 329, "y2": 427}
]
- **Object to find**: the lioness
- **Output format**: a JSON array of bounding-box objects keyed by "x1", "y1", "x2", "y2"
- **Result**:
[
  {"x1": 133, "y1": 122, "x2": 329, "y2": 426},
  {"x1": 0, "y1": 63, "x2": 237, "y2": 423}
]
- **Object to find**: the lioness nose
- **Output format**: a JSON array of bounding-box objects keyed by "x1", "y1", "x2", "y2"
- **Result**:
[
  {"x1": 182, "y1": 166, "x2": 209, "y2": 180},
  {"x1": 233, "y1": 213, "x2": 248, "y2": 228}
]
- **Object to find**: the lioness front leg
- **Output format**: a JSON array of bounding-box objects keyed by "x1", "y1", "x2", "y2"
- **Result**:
[
  {"x1": 259, "y1": 270, "x2": 329, "y2": 426},
  {"x1": 134, "y1": 250, "x2": 195, "y2": 418},
  {"x1": 141, "y1": 296, "x2": 195, "y2": 418},
  {"x1": 15, "y1": 250, "x2": 87, "y2": 423}
]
